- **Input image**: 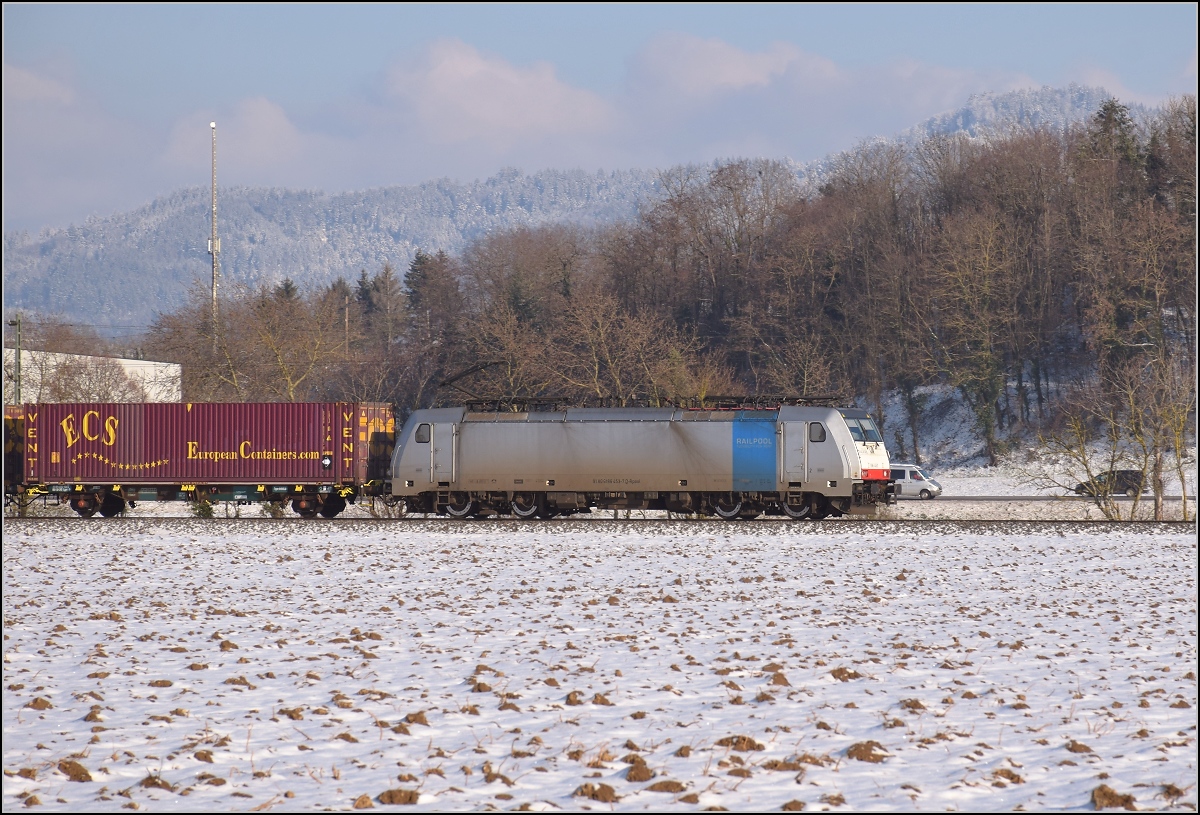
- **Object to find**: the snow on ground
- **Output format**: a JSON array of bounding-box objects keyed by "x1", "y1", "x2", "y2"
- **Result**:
[
  {"x1": 927, "y1": 461, "x2": 1196, "y2": 503},
  {"x1": 3, "y1": 519, "x2": 1196, "y2": 812}
]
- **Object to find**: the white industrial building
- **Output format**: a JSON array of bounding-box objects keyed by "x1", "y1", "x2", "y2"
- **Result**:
[{"x1": 3, "y1": 349, "x2": 182, "y2": 404}]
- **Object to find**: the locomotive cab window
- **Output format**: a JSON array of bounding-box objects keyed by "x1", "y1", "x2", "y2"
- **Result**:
[
  {"x1": 809, "y1": 422, "x2": 826, "y2": 443},
  {"x1": 844, "y1": 417, "x2": 883, "y2": 443},
  {"x1": 859, "y1": 417, "x2": 883, "y2": 442},
  {"x1": 415, "y1": 423, "x2": 430, "y2": 444}
]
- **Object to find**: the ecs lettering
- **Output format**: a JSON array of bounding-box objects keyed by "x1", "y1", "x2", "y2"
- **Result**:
[{"x1": 60, "y1": 411, "x2": 118, "y2": 447}]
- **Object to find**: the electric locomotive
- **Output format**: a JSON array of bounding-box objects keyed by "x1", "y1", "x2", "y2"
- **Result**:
[{"x1": 387, "y1": 400, "x2": 893, "y2": 519}]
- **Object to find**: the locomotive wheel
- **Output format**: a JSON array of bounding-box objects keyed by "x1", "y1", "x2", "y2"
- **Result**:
[
  {"x1": 807, "y1": 496, "x2": 831, "y2": 520},
  {"x1": 780, "y1": 500, "x2": 812, "y2": 520},
  {"x1": 713, "y1": 495, "x2": 743, "y2": 520},
  {"x1": 319, "y1": 495, "x2": 347, "y2": 518},
  {"x1": 511, "y1": 492, "x2": 541, "y2": 519},
  {"x1": 99, "y1": 494, "x2": 126, "y2": 517},
  {"x1": 443, "y1": 492, "x2": 475, "y2": 518}
]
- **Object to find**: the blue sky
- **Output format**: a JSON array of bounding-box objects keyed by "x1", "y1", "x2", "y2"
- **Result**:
[{"x1": 3, "y1": 3, "x2": 1196, "y2": 233}]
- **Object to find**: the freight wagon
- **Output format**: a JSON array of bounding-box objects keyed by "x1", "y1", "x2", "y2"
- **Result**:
[
  {"x1": 5, "y1": 402, "x2": 394, "y2": 517},
  {"x1": 388, "y1": 402, "x2": 893, "y2": 519}
]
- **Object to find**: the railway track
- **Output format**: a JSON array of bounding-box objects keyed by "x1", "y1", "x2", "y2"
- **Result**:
[
  {"x1": 6, "y1": 493, "x2": 1194, "y2": 526},
  {"x1": 4, "y1": 515, "x2": 1193, "y2": 534},
  {"x1": 927, "y1": 494, "x2": 1189, "y2": 501}
]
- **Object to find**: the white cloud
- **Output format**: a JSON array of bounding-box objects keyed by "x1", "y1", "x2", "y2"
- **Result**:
[
  {"x1": 226, "y1": 97, "x2": 307, "y2": 167},
  {"x1": 160, "y1": 97, "x2": 311, "y2": 181},
  {"x1": 864, "y1": 58, "x2": 1036, "y2": 120},
  {"x1": 1071, "y1": 65, "x2": 1167, "y2": 108},
  {"x1": 2, "y1": 65, "x2": 157, "y2": 230},
  {"x1": 613, "y1": 37, "x2": 1040, "y2": 169},
  {"x1": 387, "y1": 39, "x2": 613, "y2": 149},
  {"x1": 631, "y1": 32, "x2": 830, "y2": 100},
  {"x1": 1, "y1": 63, "x2": 75, "y2": 105}
]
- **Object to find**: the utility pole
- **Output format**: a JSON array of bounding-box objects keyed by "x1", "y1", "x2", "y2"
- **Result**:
[
  {"x1": 6, "y1": 313, "x2": 20, "y2": 406},
  {"x1": 209, "y1": 122, "x2": 220, "y2": 351},
  {"x1": 7, "y1": 313, "x2": 24, "y2": 517}
]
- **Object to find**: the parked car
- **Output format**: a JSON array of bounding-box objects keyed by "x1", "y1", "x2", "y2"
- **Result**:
[
  {"x1": 1072, "y1": 469, "x2": 1148, "y2": 498},
  {"x1": 890, "y1": 464, "x2": 943, "y2": 499}
]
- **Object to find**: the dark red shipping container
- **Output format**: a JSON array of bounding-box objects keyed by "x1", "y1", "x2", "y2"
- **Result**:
[{"x1": 22, "y1": 402, "x2": 393, "y2": 489}]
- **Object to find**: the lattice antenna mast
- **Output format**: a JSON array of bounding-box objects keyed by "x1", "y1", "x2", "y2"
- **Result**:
[{"x1": 209, "y1": 122, "x2": 220, "y2": 348}]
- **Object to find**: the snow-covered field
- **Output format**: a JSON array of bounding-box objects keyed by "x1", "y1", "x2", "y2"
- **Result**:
[{"x1": 3, "y1": 519, "x2": 1196, "y2": 811}]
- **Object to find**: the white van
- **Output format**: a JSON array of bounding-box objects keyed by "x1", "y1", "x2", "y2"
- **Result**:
[{"x1": 890, "y1": 464, "x2": 943, "y2": 499}]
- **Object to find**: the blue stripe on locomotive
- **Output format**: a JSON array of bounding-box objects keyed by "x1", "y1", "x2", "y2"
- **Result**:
[{"x1": 732, "y1": 413, "x2": 777, "y2": 490}]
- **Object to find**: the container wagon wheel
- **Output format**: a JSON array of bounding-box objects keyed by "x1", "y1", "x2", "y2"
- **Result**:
[
  {"x1": 511, "y1": 492, "x2": 541, "y2": 519},
  {"x1": 99, "y1": 493, "x2": 126, "y2": 517},
  {"x1": 319, "y1": 495, "x2": 347, "y2": 518},
  {"x1": 291, "y1": 497, "x2": 319, "y2": 518},
  {"x1": 71, "y1": 497, "x2": 97, "y2": 518},
  {"x1": 713, "y1": 494, "x2": 743, "y2": 520},
  {"x1": 443, "y1": 492, "x2": 475, "y2": 518}
]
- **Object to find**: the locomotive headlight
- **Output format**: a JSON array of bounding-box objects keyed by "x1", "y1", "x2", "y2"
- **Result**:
[{"x1": 321, "y1": 455, "x2": 333, "y2": 469}]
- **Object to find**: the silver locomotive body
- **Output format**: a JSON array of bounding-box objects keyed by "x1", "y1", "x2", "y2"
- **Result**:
[{"x1": 388, "y1": 405, "x2": 892, "y2": 519}]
